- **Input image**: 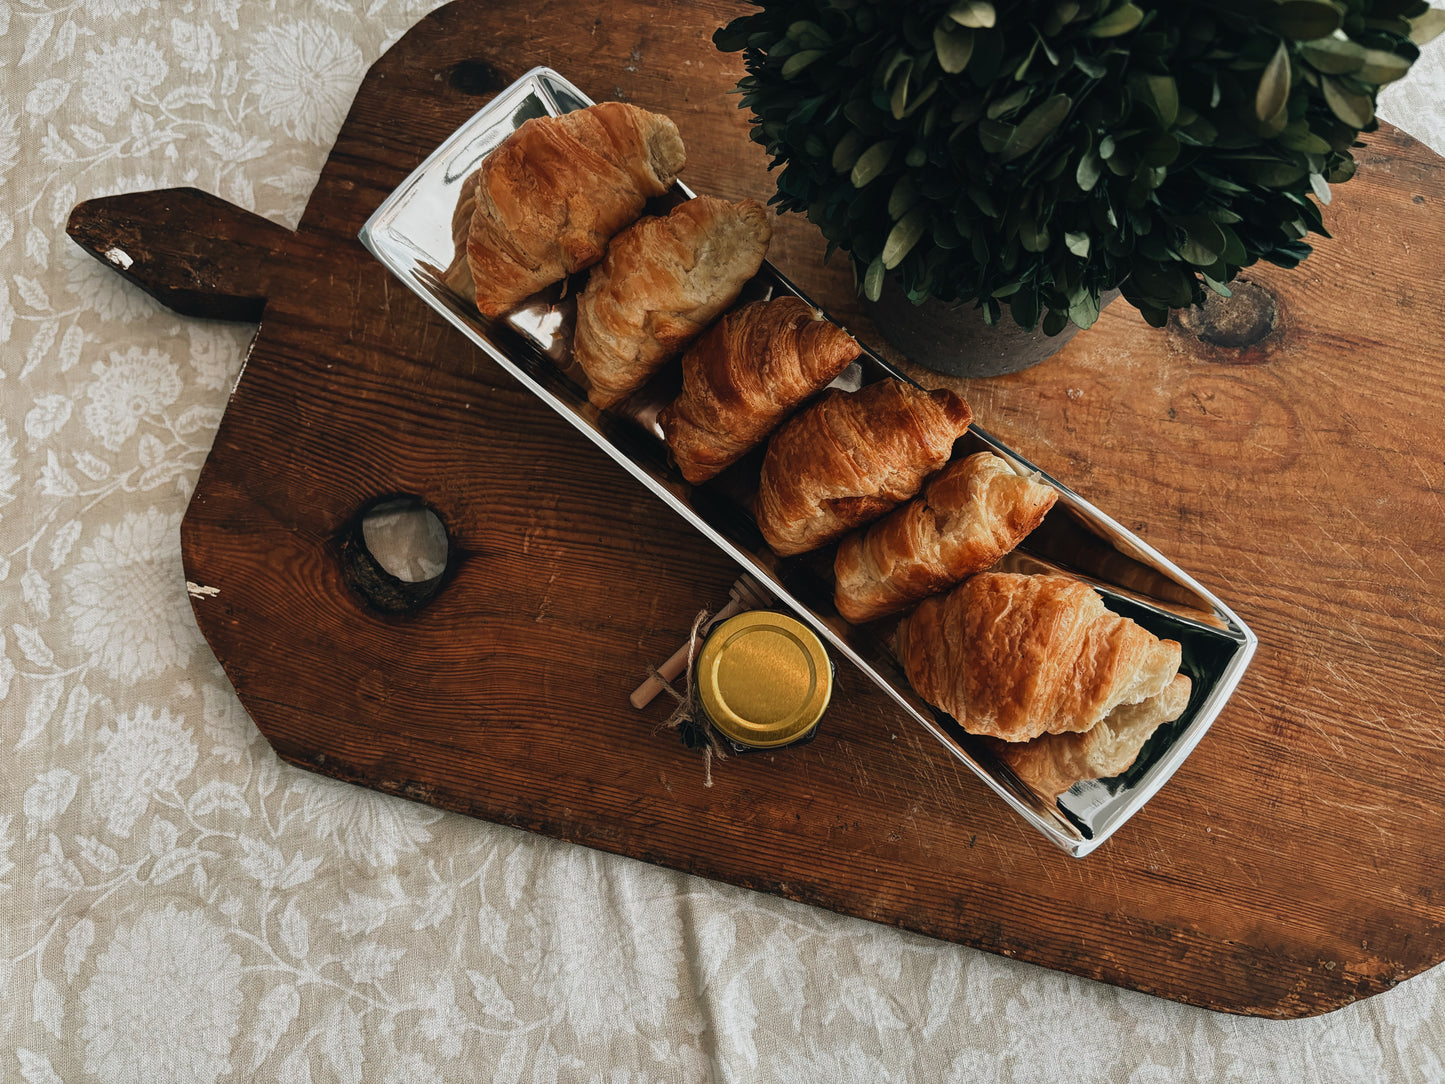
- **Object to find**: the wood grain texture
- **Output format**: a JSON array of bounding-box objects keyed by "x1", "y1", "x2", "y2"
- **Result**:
[{"x1": 68, "y1": 0, "x2": 1445, "y2": 1018}]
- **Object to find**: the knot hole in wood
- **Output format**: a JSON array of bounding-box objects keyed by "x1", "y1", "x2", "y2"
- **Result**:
[
  {"x1": 338, "y1": 495, "x2": 451, "y2": 614},
  {"x1": 1172, "y1": 278, "x2": 1280, "y2": 357}
]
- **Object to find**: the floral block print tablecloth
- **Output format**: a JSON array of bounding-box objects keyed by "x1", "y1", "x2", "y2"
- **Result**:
[{"x1": 2, "y1": 3, "x2": 1445, "y2": 1082}]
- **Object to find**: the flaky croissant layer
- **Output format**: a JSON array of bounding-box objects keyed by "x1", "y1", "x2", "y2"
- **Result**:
[
  {"x1": 660, "y1": 296, "x2": 861, "y2": 484},
  {"x1": 898, "y1": 572, "x2": 1183, "y2": 743},
  {"x1": 983, "y1": 672, "x2": 1192, "y2": 800},
  {"x1": 449, "y1": 102, "x2": 686, "y2": 319},
  {"x1": 574, "y1": 195, "x2": 772, "y2": 409},
  {"x1": 755, "y1": 378, "x2": 973, "y2": 557},
  {"x1": 833, "y1": 451, "x2": 1057, "y2": 623}
]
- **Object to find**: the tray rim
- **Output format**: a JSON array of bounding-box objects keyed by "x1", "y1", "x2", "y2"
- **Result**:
[{"x1": 358, "y1": 64, "x2": 1258, "y2": 857}]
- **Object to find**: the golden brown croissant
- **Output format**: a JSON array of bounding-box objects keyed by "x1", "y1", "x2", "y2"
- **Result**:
[
  {"x1": 832, "y1": 451, "x2": 1057, "y2": 623},
  {"x1": 574, "y1": 195, "x2": 772, "y2": 409},
  {"x1": 755, "y1": 378, "x2": 973, "y2": 557},
  {"x1": 984, "y1": 673, "x2": 1192, "y2": 800},
  {"x1": 445, "y1": 102, "x2": 686, "y2": 318},
  {"x1": 897, "y1": 572, "x2": 1183, "y2": 742},
  {"x1": 658, "y1": 296, "x2": 861, "y2": 484}
]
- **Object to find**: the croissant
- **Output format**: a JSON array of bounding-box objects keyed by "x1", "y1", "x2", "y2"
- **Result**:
[
  {"x1": 574, "y1": 195, "x2": 772, "y2": 409},
  {"x1": 832, "y1": 451, "x2": 1057, "y2": 623},
  {"x1": 444, "y1": 102, "x2": 686, "y2": 318},
  {"x1": 755, "y1": 378, "x2": 972, "y2": 557},
  {"x1": 897, "y1": 572, "x2": 1183, "y2": 743},
  {"x1": 658, "y1": 296, "x2": 861, "y2": 484},
  {"x1": 984, "y1": 673, "x2": 1192, "y2": 800}
]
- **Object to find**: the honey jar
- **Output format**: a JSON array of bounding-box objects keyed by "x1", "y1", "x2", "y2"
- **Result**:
[{"x1": 694, "y1": 610, "x2": 833, "y2": 752}]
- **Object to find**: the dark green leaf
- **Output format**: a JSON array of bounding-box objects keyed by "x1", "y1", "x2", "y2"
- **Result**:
[
  {"x1": 1138, "y1": 304, "x2": 1170, "y2": 328},
  {"x1": 1089, "y1": 3, "x2": 1144, "y2": 38},
  {"x1": 832, "y1": 129, "x2": 868, "y2": 172},
  {"x1": 1139, "y1": 74, "x2": 1179, "y2": 128},
  {"x1": 863, "y1": 257, "x2": 887, "y2": 301},
  {"x1": 900, "y1": 80, "x2": 940, "y2": 119},
  {"x1": 987, "y1": 87, "x2": 1031, "y2": 120},
  {"x1": 934, "y1": 218, "x2": 966, "y2": 249},
  {"x1": 1013, "y1": 38, "x2": 1040, "y2": 81},
  {"x1": 1220, "y1": 225, "x2": 1248, "y2": 265},
  {"x1": 1077, "y1": 151, "x2": 1102, "y2": 191},
  {"x1": 1271, "y1": 0, "x2": 1343, "y2": 40},
  {"x1": 888, "y1": 175, "x2": 920, "y2": 220},
  {"x1": 889, "y1": 60, "x2": 914, "y2": 118},
  {"x1": 1327, "y1": 155, "x2": 1357, "y2": 183},
  {"x1": 845, "y1": 93, "x2": 888, "y2": 134},
  {"x1": 1176, "y1": 214, "x2": 1226, "y2": 266},
  {"x1": 967, "y1": 185, "x2": 999, "y2": 217},
  {"x1": 781, "y1": 49, "x2": 827, "y2": 78},
  {"x1": 1069, "y1": 288, "x2": 1101, "y2": 328},
  {"x1": 1256, "y1": 40, "x2": 1292, "y2": 124},
  {"x1": 713, "y1": 20, "x2": 750, "y2": 53},
  {"x1": 1198, "y1": 171, "x2": 1250, "y2": 195},
  {"x1": 882, "y1": 207, "x2": 930, "y2": 268},
  {"x1": 977, "y1": 119, "x2": 1014, "y2": 155},
  {"x1": 1128, "y1": 259, "x2": 1195, "y2": 307},
  {"x1": 1065, "y1": 230, "x2": 1091, "y2": 257},
  {"x1": 934, "y1": 22, "x2": 975, "y2": 73},
  {"x1": 1363, "y1": 15, "x2": 1412, "y2": 36},
  {"x1": 1412, "y1": 8, "x2": 1445, "y2": 44},
  {"x1": 1001, "y1": 94, "x2": 1071, "y2": 162},
  {"x1": 1358, "y1": 48, "x2": 1413, "y2": 84},
  {"x1": 948, "y1": 0, "x2": 996, "y2": 29},
  {"x1": 1019, "y1": 218, "x2": 1050, "y2": 252},
  {"x1": 1046, "y1": 2, "x2": 1081, "y2": 36},
  {"x1": 1202, "y1": 274, "x2": 1234, "y2": 298},
  {"x1": 1301, "y1": 38, "x2": 1367, "y2": 75},
  {"x1": 787, "y1": 20, "x2": 832, "y2": 48},
  {"x1": 881, "y1": 49, "x2": 911, "y2": 89},
  {"x1": 1011, "y1": 285, "x2": 1040, "y2": 329},
  {"x1": 1322, "y1": 76, "x2": 1374, "y2": 128},
  {"x1": 1035, "y1": 27, "x2": 1060, "y2": 66},
  {"x1": 1278, "y1": 123, "x2": 1333, "y2": 154},
  {"x1": 1239, "y1": 156, "x2": 1309, "y2": 187},
  {"x1": 850, "y1": 140, "x2": 896, "y2": 187}
]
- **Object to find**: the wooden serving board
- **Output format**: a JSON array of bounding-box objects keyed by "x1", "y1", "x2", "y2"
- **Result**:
[{"x1": 67, "y1": 0, "x2": 1445, "y2": 1018}]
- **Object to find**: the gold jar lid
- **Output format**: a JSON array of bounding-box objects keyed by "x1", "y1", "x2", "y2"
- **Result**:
[{"x1": 695, "y1": 610, "x2": 832, "y2": 749}]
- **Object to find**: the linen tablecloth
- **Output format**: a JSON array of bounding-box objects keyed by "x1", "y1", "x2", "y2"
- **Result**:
[{"x1": 3, "y1": 3, "x2": 1444, "y2": 1080}]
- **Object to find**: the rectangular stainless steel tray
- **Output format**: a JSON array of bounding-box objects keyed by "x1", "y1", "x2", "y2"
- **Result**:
[{"x1": 359, "y1": 66, "x2": 1257, "y2": 857}]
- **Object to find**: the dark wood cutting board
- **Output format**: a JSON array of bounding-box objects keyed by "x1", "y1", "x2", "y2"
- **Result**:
[{"x1": 66, "y1": 0, "x2": 1445, "y2": 1018}]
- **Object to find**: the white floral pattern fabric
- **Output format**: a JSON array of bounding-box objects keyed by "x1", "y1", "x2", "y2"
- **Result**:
[{"x1": 1, "y1": 3, "x2": 1443, "y2": 1081}]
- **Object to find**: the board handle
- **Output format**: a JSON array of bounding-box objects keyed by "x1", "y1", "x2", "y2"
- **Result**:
[{"x1": 66, "y1": 187, "x2": 298, "y2": 322}]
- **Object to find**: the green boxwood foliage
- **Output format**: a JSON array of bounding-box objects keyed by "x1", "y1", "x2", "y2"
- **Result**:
[{"x1": 716, "y1": 0, "x2": 1443, "y2": 331}]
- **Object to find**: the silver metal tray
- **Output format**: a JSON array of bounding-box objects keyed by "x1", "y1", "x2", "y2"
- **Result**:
[{"x1": 359, "y1": 66, "x2": 1257, "y2": 857}]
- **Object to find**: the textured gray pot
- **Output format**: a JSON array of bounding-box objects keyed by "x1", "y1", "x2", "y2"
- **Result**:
[{"x1": 868, "y1": 276, "x2": 1118, "y2": 378}]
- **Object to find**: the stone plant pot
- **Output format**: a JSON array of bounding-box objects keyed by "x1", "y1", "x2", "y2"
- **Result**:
[{"x1": 867, "y1": 275, "x2": 1118, "y2": 378}]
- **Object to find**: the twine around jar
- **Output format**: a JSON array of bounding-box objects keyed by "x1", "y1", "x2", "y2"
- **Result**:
[{"x1": 648, "y1": 608, "x2": 729, "y2": 787}]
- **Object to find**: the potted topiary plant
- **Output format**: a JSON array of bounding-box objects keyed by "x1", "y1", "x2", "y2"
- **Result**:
[{"x1": 715, "y1": 0, "x2": 1443, "y2": 376}]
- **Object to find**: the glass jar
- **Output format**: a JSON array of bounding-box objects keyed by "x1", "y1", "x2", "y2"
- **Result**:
[{"x1": 694, "y1": 610, "x2": 833, "y2": 753}]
